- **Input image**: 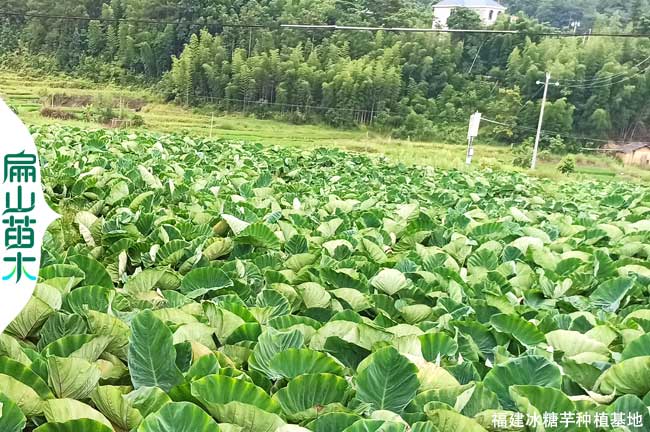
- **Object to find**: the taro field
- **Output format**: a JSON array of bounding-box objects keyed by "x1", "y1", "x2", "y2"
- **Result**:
[{"x1": 1, "y1": 125, "x2": 649, "y2": 432}]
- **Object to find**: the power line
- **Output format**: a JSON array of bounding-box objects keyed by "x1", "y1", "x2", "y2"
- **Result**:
[
  {"x1": 481, "y1": 117, "x2": 610, "y2": 143},
  {"x1": 563, "y1": 63, "x2": 650, "y2": 89},
  {"x1": 280, "y1": 24, "x2": 650, "y2": 38},
  {"x1": 561, "y1": 55, "x2": 650, "y2": 83},
  {"x1": 466, "y1": 40, "x2": 486, "y2": 74},
  {"x1": 3, "y1": 11, "x2": 650, "y2": 38}
]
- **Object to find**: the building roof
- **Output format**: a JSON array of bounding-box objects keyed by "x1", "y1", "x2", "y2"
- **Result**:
[
  {"x1": 434, "y1": 0, "x2": 506, "y2": 9},
  {"x1": 616, "y1": 142, "x2": 650, "y2": 153}
]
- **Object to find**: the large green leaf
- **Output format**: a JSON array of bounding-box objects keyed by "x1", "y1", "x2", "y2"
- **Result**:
[
  {"x1": 419, "y1": 332, "x2": 458, "y2": 361},
  {"x1": 91, "y1": 386, "x2": 143, "y2": 431},
  {"x1": 0, "y1": 334, "x2": 31, "y2": 366},
  {"x1": 0, "y1": 356, "x2": 53, "y2": 399},
  {"x1": 0, "y1": 374, "x2": 45, "y2": 417},
  {"x1": 248, "y1": 328, "x2": 304, "y2": 379},
  {"x1": 124, "y1": 270, "x2": 180, "y2": 294},
  {"x1": 410, "y1": 422, "x2": 439, "y2": 432},
  {"x1": 42, "y1": 334, "x2": 111, "y2": 362},
  {"x1": 47, "y1": 356, "x2": 101, "y2": 399},
  {"x1": 483, "y1": 356, "x2": 562, "y2": 410},
  {"x1": 125, "y1": 386, "x2": 172, "y2": 418},
  {"x1": 137, "y1": 402, "x2": 219, "y2": 432},
  {"x1": 86, "y1": 311, "x2": 130, "y2": 360},
  {"x1": 490, "y1": 314, "x2": 545, "y2": 346},
  {"x1": 173, "y1": 323, "x2": 217, "y2": 350},
  {"x1": 425, "y1": 409, "x2": 487, "y2": 432},
  {"x1": 128, "y1": 310, "x2": 183, "y2": 391},
  {"x1": 33, "y1": 419, "x2": 114, "y2": 432},
  {"x1": 208, "y1": 402, "x2": 285, "y2": 432},
  {"x1": 413, "y1": 358, "x2": 460, "y2": 391},
  {"x1": 203, "y1": 238, "x2": 234, "y2": 260},
  {"x1": 355, "y1": 346, "x2": 419, "y2": 413},
  {"x1": 7, "y1": 292, "x2": 58, "y2": 339},
  {"x1": 43, "y1": 399, "x2": 113, "y2": 430},
  {"x1": 589, "y1": 277, "x2": 634, "y2": 312},
  {"x1": 180, "y1": 267, "x2": 234, "y2": 299},
  {"x1": 191, "y1": 374, "x2": 282, "y2": 415},
  {"x1": 268, "y1": 348, "x2": 344, "y2": 378},
  {"x1": 460, "y1": 383, "x2": 500, "y2": 417},
  {"x1": 545, "y1": 330, "x2": 609, "y2": 357},
  {"x1": 0, "y1": 391, "x2": 27, "y2": 432},
  {"x1": 343, "y1": 419, "x2": 407, "y2": 432},
  {"x1": 273, "y1": 373, "x2": 350, "y2": 421},
  {"x1": 307, "y1": 413, "x2": 361, "y2": 432},
  {"x1": 236, "y1": 223, "x2": 280, "y2": 249},
  {"x1": 68, "y1": 255, "x2": 113, "y2": 288},
  {"x1": 63, "y1": 286, "x2": 111, "y2": 316},
  {"x1": 509, "y1": 386, "x2": 577, "y2": 432},
  {"x1": 370, "y1": 269, "x2": 411, "y2": 295},
  {"x1": 607, "y1": 395, "x2": 650, "y2": 432},
  {"x1": 598, "y1": 356, "x2": 650, "y2": 396},
  {"x1": 621, "y1": 333, "x2": 650, "y2": 360}
]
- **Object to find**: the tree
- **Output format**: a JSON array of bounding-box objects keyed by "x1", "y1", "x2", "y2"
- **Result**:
[
  {"x1": 447, "y1": 8, "x2": 483, "y2": 30},
  {"x1": 87, "y1": 20, "x2": 105, "y2": 56}
]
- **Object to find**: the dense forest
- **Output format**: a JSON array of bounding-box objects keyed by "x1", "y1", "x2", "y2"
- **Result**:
[{"x1": 1, "y1": 0, "x2": 650, "y2": 148}]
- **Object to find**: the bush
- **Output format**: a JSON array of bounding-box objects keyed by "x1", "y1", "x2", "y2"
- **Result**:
[
  {"x1": 548, "y1": 135, "x2": 566, "y2": 154},
  {"x1": 131, "y1": 114, "x2": 145, "y2": 127},
  {"x1": 40, "y1": 107, "x2": 77, "y2": 120},
  {"x1": 74, "y1": 57, "x2": 126, "y2": 83},
  {"x1": 83, "y1": 94, "x2": 116, "y2": 124},
  {"x1": 557, "y1": 155, "x2": 576, "y2": 175},
  {"x1": 394, "y1": 112, "x2": 434, "y2": 141},
  {"x1": 512, "y1": 138, "x2": 534, "y2": 168}
]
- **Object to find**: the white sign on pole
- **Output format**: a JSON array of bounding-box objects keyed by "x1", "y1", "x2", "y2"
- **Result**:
[{"x1": 467, "y1": 112, "x2": 482, "y2": 139}]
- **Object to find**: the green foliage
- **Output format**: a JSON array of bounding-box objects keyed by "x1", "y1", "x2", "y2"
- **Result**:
[
  {"x1": 557, "y1": 155, "x2": 576, "y2": 174},
  {"x1": 512, "y1": 138, "x2": 533, "y2": 168},
  {"x1": 81, "y1": 94, "x2": 145, "y2": 126},
  {"x1": 447, "y1": 8, "x2": 483, "y2": 30}
]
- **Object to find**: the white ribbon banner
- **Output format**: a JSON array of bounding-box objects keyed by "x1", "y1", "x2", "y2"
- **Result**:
[{"x1": 0, "y1": 98, "x2": 59, "y2": 333}]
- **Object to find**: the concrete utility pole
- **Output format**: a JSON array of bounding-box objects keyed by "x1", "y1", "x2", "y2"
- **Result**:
[{"x1": 531, "y1": 72, "x2": 559, "y2": 169}]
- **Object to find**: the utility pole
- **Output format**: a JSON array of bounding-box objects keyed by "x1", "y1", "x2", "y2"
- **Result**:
[{"x1": 531, "y1": 72, "x2": 559, "y2": 169}]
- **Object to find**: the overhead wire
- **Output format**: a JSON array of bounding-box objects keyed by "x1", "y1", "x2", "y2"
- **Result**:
[
  {"x1": 481, "y1": 117, "x2": 610, "y2": 143},
  {"x1": 3, "y1": 11, "x2": 650, "y2": 38},
  {"x1": 466, "y1": 39, "x2": 486, "y2": 74},
  {"x1": 563, "y1": 63, "x2": 650, "y2": 89},
  {"x1": 561, "y1": 55, "x2": 650, "y2": 83}
]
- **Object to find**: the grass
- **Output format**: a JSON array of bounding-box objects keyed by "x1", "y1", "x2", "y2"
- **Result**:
[{"x1": 2, "y1": 70, "x2": 648, "y2": 182}]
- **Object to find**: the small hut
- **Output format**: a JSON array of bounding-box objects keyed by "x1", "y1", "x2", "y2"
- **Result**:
[{"x1": 614, "y1": 142, "x2": 650, "y2": 168}]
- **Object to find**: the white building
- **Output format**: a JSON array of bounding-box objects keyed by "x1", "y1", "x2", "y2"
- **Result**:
[{"x1": 432, "y1": 0, "x2": 506, "y2": 29}]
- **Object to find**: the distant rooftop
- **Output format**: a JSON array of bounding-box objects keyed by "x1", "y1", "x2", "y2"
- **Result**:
[
  {"x1": 616, "y1": 142, "x2": 650, "y2": 153},
  {"x1": 434, "y1": 0, "x2": 506, "y2": 9}
]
